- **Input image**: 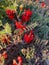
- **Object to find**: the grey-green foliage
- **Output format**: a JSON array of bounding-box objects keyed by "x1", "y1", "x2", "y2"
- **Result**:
[{"x1": 30, "y1": 3, "x2": 49, "y2": 40}]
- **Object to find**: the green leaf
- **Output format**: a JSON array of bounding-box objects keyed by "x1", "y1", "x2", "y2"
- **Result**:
[
  {"x1": 4, "y1": 23, "x2": 12, "y2": 34},
  {"x1": 0, "y1": 20, "x2": 2, "y2": 26},
  {"x1": 36, "y1": 25, "x2": 49, "y2": 39},
  {"x1": 8, "y1": 1, "x2": 18, "y2": 10},
  {"x1": 0, "y1": 30, "x2": 5, "y2": 34}
]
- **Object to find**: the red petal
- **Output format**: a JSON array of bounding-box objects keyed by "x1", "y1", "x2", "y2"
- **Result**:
[
  {"x1": 41, "y1": 2, "x2": 46, "y2": 7},
  {"x1": 24, "y1": 34, "x2": 30, "y2": 43},
  {"x1": 6, "y1": 9, "x2": 15, "y2": 20},
  {"x1": 15, "y1": 22, "x2": 26, "y2": 29},
  {"x1": 24, "y1": 30, "x2": 35, "y2": 44},
  {"x1": 17, "y1": 56, "x2": 23, "y2": 63},
  {"x1": 24, "y1": 34, "x2": 28, "y2": 40},
  {"x1": 2, "y1": 52, "x2": 8, "y2": 59},
  {"x1": 22, "y1": 9, "x2": 32, "y2": 22},
  {"x1": 9, "y1": 15, "x2": 14, "y2": 20},
  {"x1": 25, "y1": 9, "x2": 32, "y2": 16},
  {"x1": 6, "y1": 9, "x2": 11, "y2": 15}
]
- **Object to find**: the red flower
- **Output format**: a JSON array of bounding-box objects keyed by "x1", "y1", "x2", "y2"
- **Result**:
[
  {"x1": 41, "y1": 2, "x2": 46, "y2": 8},
  {"x1": 24, "y1": 30, "x2": 35, "y2": 44},
  {"x1": 17, "y1": 56, "x2": 23, "y2": 63},
  {"x1": 25, "y1": 9, "x2": 32, "y2": 16},
  {"x1": 2, "y1": 51, "x2": 8, "y2": 59},
  {"x1": 22, "y1": 9, "x2": 32, "y2": 22},
  {"x1": 15, "y1": 21, "x2": 26, "y2": 30},
  {"x1": 6, "y1": 9, "x2": 15, "y2": 20}
]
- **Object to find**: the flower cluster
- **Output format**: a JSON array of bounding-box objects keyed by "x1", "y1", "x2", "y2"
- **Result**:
[
  {"x1": 6, "y1": 7, "x2": 34, "y2": 44},
  {"x1": 0, "y1": 4, "x2": 35, "y2": 65},
  {"x1": 6, "y1": 9, "x2": 16, "y2": 20},
  {"x1": 15, "y1": 21, "x2": 26, "y2": 30},
  {"x1": 22, "y1": 9, "x2": 32, "y2": 22},
  {"x1": 24, "y1": 30, "x2": 35, "y2": 44},
  {"x1": 0, "y1": 0, "x2": 49, "y2": 65}
]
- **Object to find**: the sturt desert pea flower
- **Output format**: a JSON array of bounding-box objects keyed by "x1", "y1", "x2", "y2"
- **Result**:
[
  {"x1": 22, "y1": 9, "x2": 32, "y2": 22},
  {"x1": 2, "y1": 51, "x2": 8, "y2": 59},
  {"x1": 15, "y1": 21, "x2": 26, "y2": 30},
  {"x1": 24, "y1": 30, "x2": 35, "y2": 44},
  {"x1": 17, "y1": 56, "x2": 23, "y2": 65},
  {"x1": 41, "y1": 2, "x2": 46, "y2": 8},
  {"x1": 6, "y1": 9, "x2": 15, "y2": 20}
]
